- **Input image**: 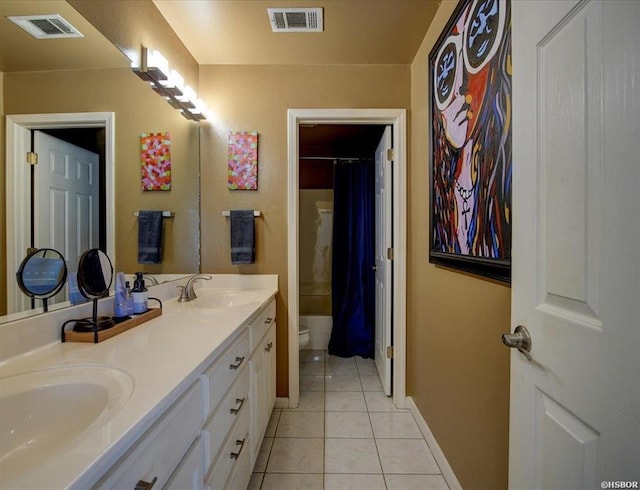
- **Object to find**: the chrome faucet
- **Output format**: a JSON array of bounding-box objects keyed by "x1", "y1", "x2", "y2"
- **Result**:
[
  {"x1": 177, "y1": 274, "x2": 212, "y2": 302},
  {"x1": 143, "y1": 273, "x2": 159, "y2": 286}
]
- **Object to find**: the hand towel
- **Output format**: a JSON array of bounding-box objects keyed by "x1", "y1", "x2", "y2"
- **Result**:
[
  {"x1": 230, "y1": 210, "x2": 255, "y2": 264},
  {"x1": 138, "y1": 210, "x2": 163, "y2": 264}
]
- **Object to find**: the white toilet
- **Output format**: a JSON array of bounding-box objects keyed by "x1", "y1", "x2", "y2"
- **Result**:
[{"x1": 299, "y1": 320, "x2": 310, "y2": 350}]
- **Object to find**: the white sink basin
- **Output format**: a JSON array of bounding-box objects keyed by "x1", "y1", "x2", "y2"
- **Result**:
[
  {"x1": 193, "y1": 289, "x2": 261, "y2": 309},
  {"x1": 0, "y1": 365, "x2": 133, "y2": 481}
]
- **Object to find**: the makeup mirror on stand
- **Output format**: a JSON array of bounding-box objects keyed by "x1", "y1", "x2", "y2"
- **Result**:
[
  {"x1": 16, "y1": 248, "x2": 67, "y2": 313},
  {"x1": 74, "y1": 248, "x2": 114, "y2": 334}
]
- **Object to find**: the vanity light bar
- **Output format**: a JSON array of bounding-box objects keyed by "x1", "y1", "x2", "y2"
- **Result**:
[{"x1": 132, "y1": 47, "x2": 207, "y2": 121}]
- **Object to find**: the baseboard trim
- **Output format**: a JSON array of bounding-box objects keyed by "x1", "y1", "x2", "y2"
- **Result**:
[
  {"x1": 406, "y1": 396, "x2": 463, "y2": 490},
  {"x1": 274, "y1": 397, "x2": 289, "y2": 409}
]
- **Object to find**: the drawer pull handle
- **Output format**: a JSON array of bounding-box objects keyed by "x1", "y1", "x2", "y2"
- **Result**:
[
  {"x1": 264, "y1": 317, "x2": 274, "y2": 324},
  {"x1": 135, "y1": 477, "x2": 158, "y2": 490},
  {"x1": 229, "y1": 356, "x2": 245, "y2": 370},
  {"x1": 265, "y1": 341, "x2": 273, "y2": 352},
  {"x1": 230, "y1": 438, "x2": 246, "y2": 460},
  {"x1": 230, "y1": 397, "x2": 246, "y2": 414}
]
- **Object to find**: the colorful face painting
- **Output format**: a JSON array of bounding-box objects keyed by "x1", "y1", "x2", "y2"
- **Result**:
[
  {"x1": 140, "y1": 133, "x2": 171, "y2": 191},
  {"x1": 430, "y1": 0, "x2": 512, "y2": 265},
  {"x1": 228, "y1": 131, "x2": 258, "y2": 190}
]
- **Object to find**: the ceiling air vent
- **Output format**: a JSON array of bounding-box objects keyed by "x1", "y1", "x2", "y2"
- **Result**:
[
  {"x1": 267, "y1": 8, "x2": 323, "y2": 32},
  {"x1": 7, "y1": 14, "x2": 84, "y2": 39}
]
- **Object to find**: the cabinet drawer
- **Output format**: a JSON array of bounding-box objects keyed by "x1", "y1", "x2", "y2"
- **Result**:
[
  {"x1": 205, "y1": 407, "x2": 250, "y2": 490},
  {"x1": 202, "y1": 331, "x2": 249, "y2": 419},
  {"x1": 94, "y1": 381, "x2": 202, "y2": 490},
  {"x1": 165, "y1": 436, "x2": 205, "y2": 490},
  {"x1": 203, "y1": 366, "x2": 250, "y2": 472},
  {"x1": 248, "y1": 300, "x2": 276, "y2": 354}
]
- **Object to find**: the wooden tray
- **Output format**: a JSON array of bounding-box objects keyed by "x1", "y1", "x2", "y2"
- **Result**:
[{"x1": 62, "y1": 308, "x2": 162, "y2": 343}]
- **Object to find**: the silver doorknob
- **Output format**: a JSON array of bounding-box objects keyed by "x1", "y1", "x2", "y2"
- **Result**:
[{"x1": 502, "y1": 325, "x2": 532, "y2": 361}]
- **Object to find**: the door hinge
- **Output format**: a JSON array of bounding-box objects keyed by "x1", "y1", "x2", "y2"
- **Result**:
[
  {"x1": 386, "y1": 148, "x2": 394, "y2": 162},
  {"x1": 386, "y1": 346, "x2": 394, "y2": 359},
  {"x1": 26, "y1": 152, "x2": 38, "y2": 165},
  {"x1": 386, "y1": 247, "x2": 394, "y2": 260}
]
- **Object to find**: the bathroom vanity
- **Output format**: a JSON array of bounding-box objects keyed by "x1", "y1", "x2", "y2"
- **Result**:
[{"x1": 0, "y1": 274, "x2": 278, "y2": 489}]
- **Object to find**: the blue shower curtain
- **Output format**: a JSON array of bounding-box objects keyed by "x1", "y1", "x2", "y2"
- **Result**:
[{"x1": 328, "y1": 160, "x2": 375, "y2": 359}]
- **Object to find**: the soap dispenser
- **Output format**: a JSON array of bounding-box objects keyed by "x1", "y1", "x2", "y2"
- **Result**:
[{"x1": 131, "y1": 272, "x2": 148, "y2": 314}]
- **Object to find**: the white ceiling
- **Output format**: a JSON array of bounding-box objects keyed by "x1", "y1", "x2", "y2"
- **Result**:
[{"x1": 152, "y1": 0, "x2": 440, "y2": 65}]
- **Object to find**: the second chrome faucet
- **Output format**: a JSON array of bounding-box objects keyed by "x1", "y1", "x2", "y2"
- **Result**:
[{"x1": 177, "y1": 274, "x2": 212, "y2": 302}]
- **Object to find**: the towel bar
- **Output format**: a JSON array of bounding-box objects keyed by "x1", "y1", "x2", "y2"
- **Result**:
[
  {"x1": 222, "y1": 211, "x2": 261, "y2": 217},
  {"x1": 134, "y1": 211, "x2": 174, "y2": 218}
]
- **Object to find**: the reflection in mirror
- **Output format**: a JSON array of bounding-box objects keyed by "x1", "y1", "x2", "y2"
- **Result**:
[
  {"x1": 16, "y1": 249, "x2": 67, "y2": 312},
  {"x1": 75, "y1": 249, "x2": 114, "y2": 332},
  {"x1": 1, "y1": 1, "x2": 200, "y2": 324}
]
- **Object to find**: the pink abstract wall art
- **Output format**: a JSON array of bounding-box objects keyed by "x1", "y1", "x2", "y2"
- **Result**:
[
  {"x1": 228, "y1": 131, "x2": 258, "y2": 190},
  {"x1": 141, "y1": 132, "x2": 172, "y2": 191}
]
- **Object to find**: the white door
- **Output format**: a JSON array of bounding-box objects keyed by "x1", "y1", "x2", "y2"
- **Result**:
[
  {"x1": 34, "y1": 131, "x2": 100, "y2": 275},
  {"x1": 374, "y1": 126, "x2": 392, "y2": 396},
  {"x1": 510, "y1": 1, "x2": 640, "y2": 488}
]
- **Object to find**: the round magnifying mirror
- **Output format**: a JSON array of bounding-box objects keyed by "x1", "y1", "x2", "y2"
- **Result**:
[
  {"x1": 77, "y1": 248, "x2": 113, "y2": 299},
  {"x1": 16, "y1": 249, "x2": 68, "y2": 312}
]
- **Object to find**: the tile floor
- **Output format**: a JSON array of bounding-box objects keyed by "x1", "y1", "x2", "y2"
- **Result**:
[{"x1": 248, "y1": 350, "x2": 449, "y2": 490}]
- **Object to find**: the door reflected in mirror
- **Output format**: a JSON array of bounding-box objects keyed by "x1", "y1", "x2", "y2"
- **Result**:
[{"x1": 16, "y1": 249, "x2": 67, "y2": 312}]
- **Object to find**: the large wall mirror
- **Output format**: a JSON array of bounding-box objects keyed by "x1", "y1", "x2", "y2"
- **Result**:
[{"x1": 1, "y1": 0, "x2": 201, "y2": 322}]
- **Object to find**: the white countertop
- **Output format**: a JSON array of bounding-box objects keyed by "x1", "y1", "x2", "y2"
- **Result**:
[{"x1": 0, "y1": 274, "x2": 278, "y2": 489}]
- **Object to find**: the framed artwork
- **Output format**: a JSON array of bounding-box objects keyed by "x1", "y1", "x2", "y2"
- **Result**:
[
  {"x1": 228, "y1": 131, "x2": 258, "y2": 190},
  {"x1": 428, "y1": 0, "x2": 512, "y2": 283},
  {"x1": 140, "y1": 132, "x2": 171, "y2": 191}
]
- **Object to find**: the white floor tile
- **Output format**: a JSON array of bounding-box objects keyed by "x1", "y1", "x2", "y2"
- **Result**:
[
  {"x1": 261, "y1": 473, "x2": 324, "y2": 489},
  {"x1": 360, "y1": 375, "x2": 384, "y2": 392},
  {"x1": 325, "y1": 374, "x2": 362, "y2": 392},
  {"x1": 286, "y1": 391, "x2": 325, "y2": 411},
  {"x1": 325, "y1": 391, "x2": 367, "y2": 411},
  {"x1": 369, "y1": 412, "x2": 423, "y2": 438},
  {"x1": 326, "y1": 355, "x2": 357, "y2": 367},
  {"x1": 300, "y1": 349, "x2": 326, "y2": 363},
  {"x1": 376, "y1": 438, "x2": 440, "y2": 474},
  {"x1": 356, "y1": 362, "x2": 379, "y2": 376},
  {"x1": 300, "y1": 374, "x2": 325, "y2": 392},
  {"x1": 364, "y1": 391, "x2": 407, "y2": 412},
  {"x1": 325, "y1": 438, "x2": 382, "y2": 474},
  {"x1": 326, "y1": 362, "x2": 359, "y2": 375},
  {"x1": 253, "y1": 437, "x2": 273, "y2": 472},
  {"x1": 300, "y1": 360, "x2": 325, "y2": 375},
  {"x1": 264, "y1": 409, "x2": 281, "y2": 437},
  {"x1": 385, "y1": 474, "x2": 449, "y2": 490},
  {"x1": 325, "y1": 411, "x2": 373, "y2": 438},
  {"x1": 266, "y1": 438, "x2": 324, "y2": 473},
  {"x1": 276, "y1": 411, "x2": 324, "y2": 438},
  {"x1": 324, "y1": 473, "x2": 387, "y2": 490}
]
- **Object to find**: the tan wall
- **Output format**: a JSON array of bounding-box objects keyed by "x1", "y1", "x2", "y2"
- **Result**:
[
  {"x1": 3, "y1": 68, "x2": 200, "y2": 276},
  {"x1": 408, "y1": 1, "x2": 511, "y2": 489},
  {"x1": 0, "y1": 70, "x2": 5, "y2": 314},
  {"x1": 198, "y1": 64, "x2": 410, "y2": 396}
]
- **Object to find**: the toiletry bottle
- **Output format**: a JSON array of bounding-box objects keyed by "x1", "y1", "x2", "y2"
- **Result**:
[
  {"x1": 131, "y1": 272, "x2": 148, "y2": 314},
  {"x1": 126, "y1": 281, "x2": 134, "y2": 316},
  {"x1": 113, "y1": 272, "x2": 129, "y2": 320}
]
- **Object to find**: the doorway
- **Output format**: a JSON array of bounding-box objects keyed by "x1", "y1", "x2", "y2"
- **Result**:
[
  {"x1": 5, "y1": 112, "x2": 115, "y2": 315},
  {"x1": 287, "y1": 109, "x2": 407, "y2": 410}
]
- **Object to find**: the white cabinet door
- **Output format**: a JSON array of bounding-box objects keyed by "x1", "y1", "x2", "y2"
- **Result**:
[{"x1": 249, "y1": 339, "x2": 267, "y2": 465}]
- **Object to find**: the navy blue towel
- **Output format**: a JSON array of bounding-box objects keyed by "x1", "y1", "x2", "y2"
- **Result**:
[
  {"x1": 138, "y1": 210, "x2": 163, "y2": 264},
  {"x1": 230, "y1": 210, "x2": 255, "y2": 265}
]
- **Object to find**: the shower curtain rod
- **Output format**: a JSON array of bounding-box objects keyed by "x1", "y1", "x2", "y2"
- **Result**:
[{"x1": 299, "y1": 156, "x2": 374, "y2": 162}]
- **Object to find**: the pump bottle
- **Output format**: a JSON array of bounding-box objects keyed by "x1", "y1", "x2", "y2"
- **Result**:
[{"x1": 131, "y1": 272, "x2": 148, "y2": 314}]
